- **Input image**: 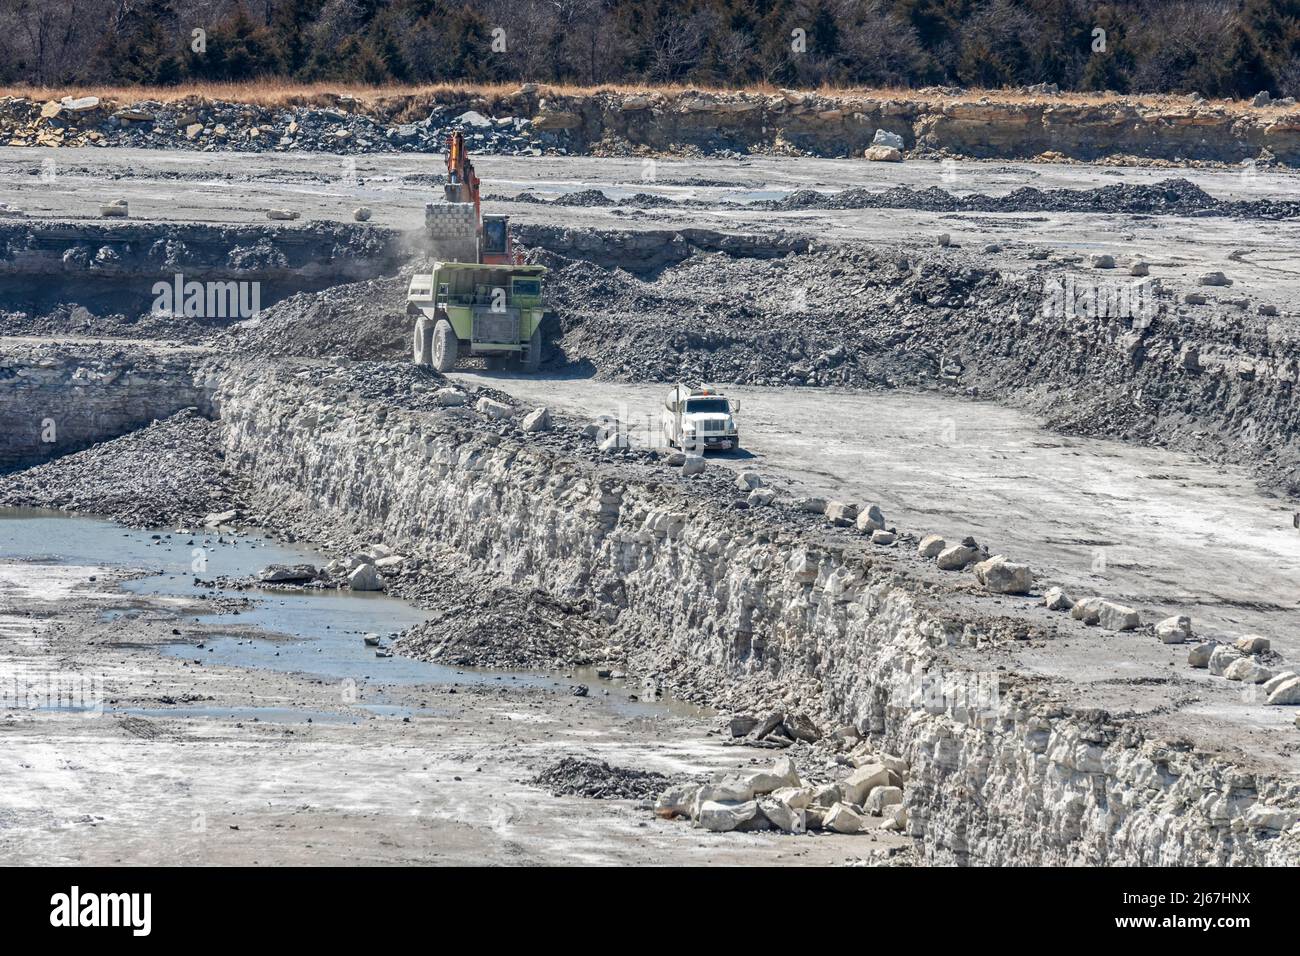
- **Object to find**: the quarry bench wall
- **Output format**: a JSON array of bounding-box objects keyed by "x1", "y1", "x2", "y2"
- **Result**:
[
  {"x1": 0, "y1": 347, "x2": 212, "y2": 470},
  {"x1": 212, "y1": 361, "x2": 1300, "y2": 866}
]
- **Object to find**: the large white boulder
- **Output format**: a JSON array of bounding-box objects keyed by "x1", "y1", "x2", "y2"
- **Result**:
[
  {"x1": 1070, "y1": 597, "x2": 1138, "y2": 630},
  {"x1": 1096, "y1": 601, "x2": 1140, "y2": 631},
  {"x1": 936, "y1": 544, "x2": 979, "y2": 570},
  {"x1": 1187, "y1": 641, "x2": 1218, "y2": 668},
  {"x1": 1224, "y1": 657, "x2": 1273, "y2": 684},
  {"x1": 521, "y1": 406, "x2": 551, "y2": 432},
  {"x1": 973, "y1": 555, "x2": 1033, "y2": 595},
  {"x1": 823, "y1": 802, "x2": 868, "y2": 833},
  {"x1": 864, "y1": 785, "x2": 904, "y2": 816},
  {"x1": 697, "y1": 800, "x2": 758, "y2": 832},
  {"x1": 1070, "y1": 597, "x2": 1103, "y2": 624},
  {"x1": 696, "y1": 776, "x2": 755, "y2": 804},
  {"x1": 872, "y1": 128, "x2": 905, "y2": 150},
  {"x1": 742, "y1": 757, "x2": 801, "y2": 796},
  {"x1": 1043, "y1": 586, "x2": 1074, "y2": 611},
  {"x1": 757, "y1": 798, "x2": 806, "y2": 834},
  {"x1": 476, "y1": 396, "x2": 513, "y2": 419},
  {"x1": 864, "y1": 144, "x2": 902, "y2": 162},
  {"x1": 347, "y1": 563, "x2": 383, "y2": 591},
  {"x1": 1155, "y1": 615, "x2": 1192, "y2": 644},
  {"x1": 824, "y1": 500, "x2": 858, "y2": 526},
  {"x1": 917, "y1": 534, "x2": 946, "y2": 558},
  {"x1": 837, "y1": 762, "x2": 891, "y2": 806},
  {"x1": 1208, "y1": 644, "x2": 1245, "y2": 676},
  {"x1": 768, "y1": 786, "x2": 813, "y2": 810},
  {"x1": 1262, "y1": 671, "x2": 1297, "y2": 697},
  {"x1": 1265, "y1": 675, "x2": 1300, "y2": 705},
  {"x1": 1234, "y1": 634, "x2": 1271, "y2": 655},
  {"x1": 655, "y1": 784, "x2": 698, "y2": 818},
  {"x1": 879, "y1": 804, "x2": 909, "y2": 832},
  {"x1": 855, "y1": 504, "x2": 886, "y2": 532}
]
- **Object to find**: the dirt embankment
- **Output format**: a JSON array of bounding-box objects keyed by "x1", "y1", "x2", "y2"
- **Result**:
[
  {"x1": 538, "y1": 241, "x2": 1300, "y2": 495},
  {"x1": 0, "y1": 220, "x2": 404, "y2": 323},
  {"x1": 5, "y1": 85, "x2": 1300, "y2": 163},
  {"x1": 204, "y1": 219, "x2": 1300, "y2": 495},
  {"x1": 515, "y1": 177, "x2": 1300, "y2": 220}
]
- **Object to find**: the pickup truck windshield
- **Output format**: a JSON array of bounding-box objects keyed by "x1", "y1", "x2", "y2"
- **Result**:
[{"x1": 685, "y1": 398, "x2": 730, "y2": 414}]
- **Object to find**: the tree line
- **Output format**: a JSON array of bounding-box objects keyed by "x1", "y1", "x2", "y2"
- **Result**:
[{"x1": 3, "y1": 0, "x2": 1297, "y2": 100}]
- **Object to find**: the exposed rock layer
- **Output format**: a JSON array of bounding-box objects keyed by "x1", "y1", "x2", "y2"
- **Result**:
[
  {"x1": 4, "y1": 88, "x2": 1298, "y2": 163},
  {"x1": 210, "y1": 358, "x2": 1300, "y2": 866}
]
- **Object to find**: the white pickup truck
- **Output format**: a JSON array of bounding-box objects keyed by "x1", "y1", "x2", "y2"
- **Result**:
[{"x1": 662, "y1": 385, "x2": 741, "y2": 452}]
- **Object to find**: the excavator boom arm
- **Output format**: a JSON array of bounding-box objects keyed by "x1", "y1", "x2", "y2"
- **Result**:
[{"x1": 444, "y1": 131, "x2": 482, "y2": 222}]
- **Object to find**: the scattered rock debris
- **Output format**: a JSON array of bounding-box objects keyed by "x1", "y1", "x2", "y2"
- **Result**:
[
  {"x1": 533, "y1": 757, "x2": 673, "y2": 801},
  {"x1": 0, "y1": 409, "x2": 247, "y2": 528}
]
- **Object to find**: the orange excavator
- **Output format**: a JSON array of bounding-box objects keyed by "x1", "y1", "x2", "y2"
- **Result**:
[{"x1": 441, "y1": 131, "x2": 520, "y2": 265}]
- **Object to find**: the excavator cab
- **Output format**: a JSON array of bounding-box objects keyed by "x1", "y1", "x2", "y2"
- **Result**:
[{"x1": 482, "y1": 215, "x2": 511, "y2": 262}]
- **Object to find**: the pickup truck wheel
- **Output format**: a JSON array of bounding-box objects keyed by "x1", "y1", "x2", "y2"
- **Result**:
[
  {"x1": 412, "y1": 315, "x2": 433, "y2": 366},
  {"x1": 432, "y1": 318, "x2": 458, "y2": 372}
]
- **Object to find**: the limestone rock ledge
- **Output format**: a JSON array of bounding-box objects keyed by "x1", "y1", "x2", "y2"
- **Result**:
[{"x1": 214, "y1": 360, "x2": 1300, "y2": 866}]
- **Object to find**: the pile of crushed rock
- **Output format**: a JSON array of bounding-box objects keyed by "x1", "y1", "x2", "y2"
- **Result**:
[
  {"x1": 657, "y1": 747, "x2": 909, "y2": 835},
  {"x1": 0, "y1": 95, "x2": 558, "y2": 156},
  {"x1": 760, "y1": 177, "x2": 1300, "y2": 220},
  {"x1": 395, "y1": 589, "x2": 608, "y2": 670},
  {"x1": 513, "y1": 177, "x2": 1300, "y2": 220},
  {"x1": 545, "y1": 244, "x2": 1012, "y2": 388},
  {"x1": 219, "y1": 275, "x2": 409, "y2": 360},
  {"x1": 533, "y1": 757, "x2": 673, "y2": 801},
  {"x1": 0, "y1": 409, "x2": 246, "y2": 528}
]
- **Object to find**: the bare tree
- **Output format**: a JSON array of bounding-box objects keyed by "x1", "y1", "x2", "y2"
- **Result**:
[
  {"x1": 643, "y1": 8, "x2": 707, "y2": 83},
  {"x1": 834, "y1": 0, "x2": 925, "y2": 88},
  {"x1": 1128, "y1": 1, "x2": 1239, "y2": 93},
  {"x1": 4, "y1": 0, "x2": 117, "y2": 85}
]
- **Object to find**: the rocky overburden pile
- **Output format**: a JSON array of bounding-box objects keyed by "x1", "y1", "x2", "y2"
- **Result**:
[
  {"x1": 0, "y1": 94, "x2": 556, "y2": 156},
  {"x1": 517, "y1": 178, "x2": 1300, "y2": 220},
  {"x1": 0, "y1": 408, "x2": 245, "y2": 528},
  {"x1": 763, "y1": 177, "x2": 1300, "y2": 220},
  {"x1": 220, "y1": 275, "x2": 409, "y2": 360},
  {"x1": 544, "y1": 240, "x2": 1300, "y2": 493},
  {"x1": 4, "y1": 86, "x2": 1299, "y2": 163},
  {"x1": 657, "y1": 749, "x2": 908, "y2": 835}
]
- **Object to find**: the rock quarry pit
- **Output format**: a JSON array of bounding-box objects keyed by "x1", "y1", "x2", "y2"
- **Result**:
[{"x1": 0, "y1": 126, "x2": 1298, "y2": 867}]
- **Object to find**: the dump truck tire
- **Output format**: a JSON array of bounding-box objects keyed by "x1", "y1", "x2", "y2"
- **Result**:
[
  {"x1": 432, "y1": 318, "x2": 458, "y2": 372},
  {"x1": 412, "y1": 315, "x2": 433, "y2": 366},
  {"x1": 522, "y1": 325, "x2": 543, "y2": 373}
]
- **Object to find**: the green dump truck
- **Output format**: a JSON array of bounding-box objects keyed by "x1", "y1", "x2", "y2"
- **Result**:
[{"x1": 408, "y1": 261, "x2": 547, "y2": 372}]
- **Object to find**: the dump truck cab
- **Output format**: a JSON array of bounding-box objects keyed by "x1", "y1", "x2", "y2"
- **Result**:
[
  {"x1": 662, "y1": 385, "x2": 741, "y2": 452},
  {"x1": 409, "y1": 262, "x2": 547, "y2": 372}
]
